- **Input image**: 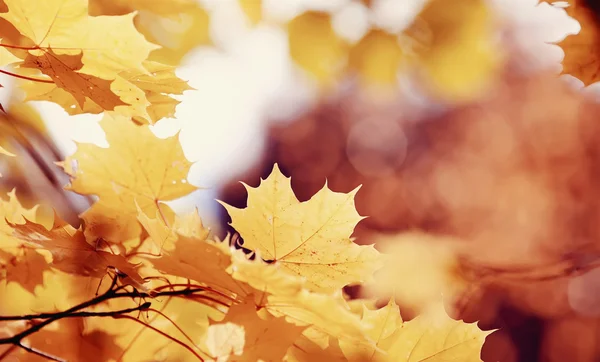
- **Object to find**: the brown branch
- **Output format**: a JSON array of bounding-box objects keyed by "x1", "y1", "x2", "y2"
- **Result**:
[
  {"x1": 0, "y1": 69, "x2": 54, "y2": 83},
  {"x1": 146, "y1": 308, "x2": 199, "y2": 350},
  {"x1": 117, "y1": 297, "x2": 174, "y2": 361},
  {"x1": 16, "y1": 342, "x2": 66, "y2": 362},
  {"x1": 0, "y1": 275, "x2": 213, "y2": 361}
]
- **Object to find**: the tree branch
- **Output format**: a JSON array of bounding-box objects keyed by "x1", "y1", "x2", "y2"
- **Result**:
[{"x1": 0, "y1": 275, "x2": 217, "y2": 361}]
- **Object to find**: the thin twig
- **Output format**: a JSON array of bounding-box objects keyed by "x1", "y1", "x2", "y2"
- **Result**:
[
  {"x1": 16, "y1": 343, "x2": 66, "y2": 362},
  {"x1": 114, "y1": 315, "x2": 205, "y2": 361}
]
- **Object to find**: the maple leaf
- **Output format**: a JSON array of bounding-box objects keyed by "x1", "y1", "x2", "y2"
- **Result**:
[
  {"x1": 62, "y1": 113, "x2": 197, "y2": 241},
  {"x1": 20, "y1": 57, "x2": 190, "y2": 123},
  {"x1": 88, "y1": 0, "x2": 211, "y2": 65},
  {"x1": 141, "y1": 210, "x2": 370, "y2": 346},
  {"x1": 547, "y1": 0, "x2": 600, "y2": 85},
  {"x1": 203, "y1": 299, "x2": 305, "y2": 362},
  {"x1": 139, "y1": 207, "x2": 249, "y2": 298},
  {"x1": 0, "y1": 0, "x2": 158, "y2": 80},
  {"x1": 137, "y1": 205, "x2": 208, "y2": 253},
  {"x1": 0, "y1": 189, "x2": 39, "y2": 250},
  {"x1": 149, "y1": 234, "x2": 249, "y2": 298},
  {"x1": 120, "y1": 60, "x2": 194, "y2": 124},
  {"x1": 264, "y1": 289, "x2": 369, "y2": 346},
  {"x1": 19, "y1": 319, "x2": 123, "y2": 362},
  {"x1": 11, "y1": 219, "x2": 143, "y2": 285},
  {"x1": 340, "y1": 299, "x2": 491, "y2": 361},
  {"x1": 20, "y1": 50, "x2": 128, "y2": 112},
  {"x1": 0, "y1": 247, "x2": 47, "y2": 293},
  {"x1": 285, "y1": 331, "x2": 349, "y2": 362},
  {"x1": 219, "y1": 164, "x2": 381, "y2": 293}
]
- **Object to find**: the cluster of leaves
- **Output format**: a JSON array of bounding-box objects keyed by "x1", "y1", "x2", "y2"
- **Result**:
[
  {"x1": 0, "y1": 0, "x2": 495, "y2": 361},
  {"x1": 0, "y1": 113, "x2": 490, "y2": 360}
]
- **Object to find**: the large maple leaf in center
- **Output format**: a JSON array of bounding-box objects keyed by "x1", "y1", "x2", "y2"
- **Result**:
[{"x1": 220, "y1": 164, "x2": 381, "y2": 293}]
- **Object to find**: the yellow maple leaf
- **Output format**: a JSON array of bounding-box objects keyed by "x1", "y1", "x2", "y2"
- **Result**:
[
  {"x1": 203, "y1": 322, "x2": 245, "y2": 361},
  {"x1": 220, "y1": 164, "x2": 381, "y2": 293},
  {"x1": 227, "y1": 249, "x2": 370, "y2": 344},
  {"x1": 139, "y1": 209, "x2": 371, "y2": 347},
  {"x1": 62, "y1": 113, "x2": 197, "y2": 241},
  {"x1": 0, "y1": 0, "x2": 158, "y2": 80},
  {"x1": 204, "y1": 299, "x2": 305, "y2": 362},
  {"x1": 137, "y1": 205, "x2": 209, "y2": 253},
  {"x1": 20, "y1": 57, "x2": 191, "y2": 123},
  {"x1": 121, "y1": 60, "x2": 194, "y2": 123},
  {"x1": 340, "y1": 299, "x2": 490, "y2": 361},
  {"x1": 149, "y1": 234, "x2": 248, "y2": 299},
  {"x1": 0, "y1": 189, "x2": 39, "y2": 250},
  {"x1": 88, "y1": 0, "x2": 211, "y2": 65}
]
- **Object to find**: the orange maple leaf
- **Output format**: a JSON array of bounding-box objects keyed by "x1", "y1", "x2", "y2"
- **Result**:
[{"x1": 11, "y1": 219, "x2": 143, "y2": 285}]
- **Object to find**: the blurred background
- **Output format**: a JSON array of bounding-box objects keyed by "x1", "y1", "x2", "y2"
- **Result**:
[{"x1": 4, "y1": 0, "x2": 600, "y2": 361}]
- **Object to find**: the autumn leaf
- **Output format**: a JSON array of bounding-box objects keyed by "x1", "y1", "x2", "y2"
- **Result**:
[
  {"x1": 62, "y1": 113, "x2": 197, "y2": 241},
  {"x1": 20, "y1": 56, "x2": 191, "y2": 123},
  {"x1": 204, "y1": 299, "x2": 305, "y2": 362},
  {"x1": 149, "y1": 233, "x2": 248, "y2": 299},
  {"x1": 121, "y1": 60, "x2": 194, "y2": 124},
  {"x1": 266, "y1": 289, "x2": 371, "y2": 346},
  {"x1": 11, "y1": 219, "x2": 143, "y2": 285},
  {"x1": 219, "y1": 164, "x2": 381, "y2": 293},
  {"x1": 0, "y1": 0, "x2": 158, "y2": 79},
  {"x1": 141, "y1": 210, "x2": 370, "y2": 346},
  {"x1": 137, "y1": 205, "x2": 209, "y2": 253},
  {"x1": 20, "y1": 50, "x2": 128, "y2": 112},
  {"x1": 285, "y1": 331, "x2": 349, "y2": 362},
  {"x1": 0, "y1": 247, "x2": 47, "y2": 293},
  {"x1": 548, "y1": 0, "x2": 600, "y2": 85},
  {"x1": 0, "y1": 189, "x2": 39, "y2": 250},
  {"x1": 88, "y1": 0, "x2": 211, "y2": 65},
  {"x1": 340, "y1": 299, "x2": 491, "y2": 361},
  {"x1": 21, "y1": 319, "x2": 123, "y2": 362}
]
